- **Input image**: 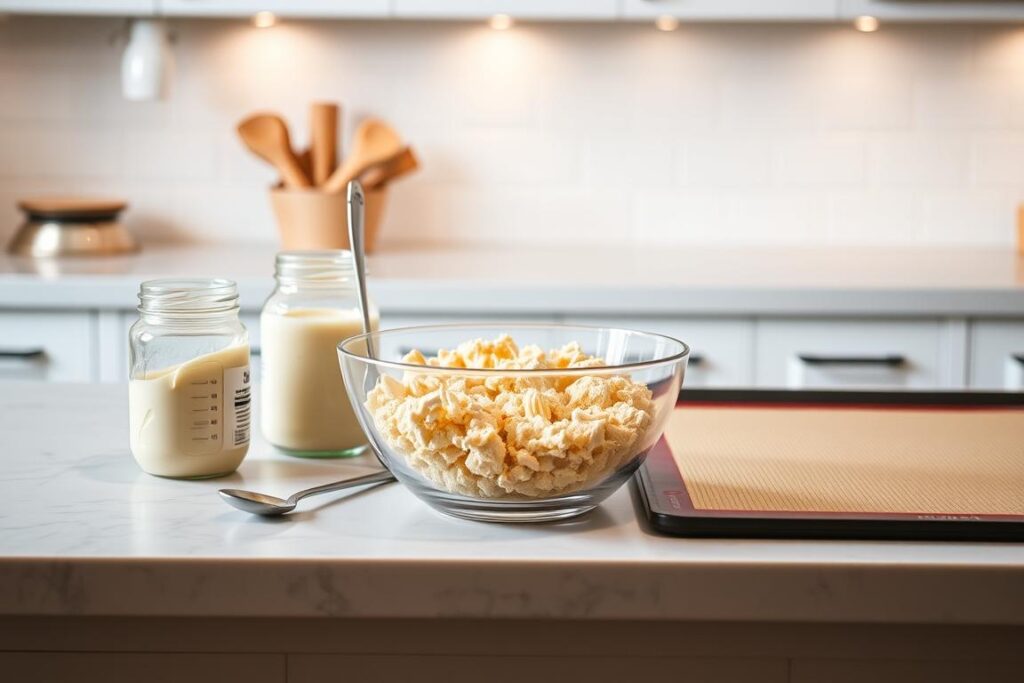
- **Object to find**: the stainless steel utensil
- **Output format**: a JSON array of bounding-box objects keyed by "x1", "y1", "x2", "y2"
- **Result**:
[
  {"x1": 346, "y1": 179, "x2": 375, "y2": 359},
  {"x1": 219, "y1": 469, "x2": 395, "y2": 516}
]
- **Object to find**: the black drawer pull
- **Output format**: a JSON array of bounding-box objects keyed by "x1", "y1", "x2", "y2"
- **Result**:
[
  {"x1": 798, "y1": 353, "x2": 905, "y2": 367},
  {"x1": 0, "y1": 348, "x2": 46, "y2": 360},
  {"x1": 250, "y1": 348, "x2": 261, "y2": 357},
  {"x1": 688, "y1": 353, "x2": 705, "y2": 366},
  {"x1": 1013, "y1": 354, "x2": 1024, "y2": 367}
]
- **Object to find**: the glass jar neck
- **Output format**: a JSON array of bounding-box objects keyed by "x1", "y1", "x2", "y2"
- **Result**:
[
  {"x1": 138, "y1": 278, "x2": 240, "y2": 325},
  {"x1": 274, "y1": 250, "x2": 355, "y2": 293}
]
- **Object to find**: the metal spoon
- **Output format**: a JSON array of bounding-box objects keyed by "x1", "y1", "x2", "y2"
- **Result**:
[
  {"x1": 346, "y1": 179, "x2": 375, "y2": 359},
  {"x1": 219, "y1": 469, "x2": 395, "y2": 516}
]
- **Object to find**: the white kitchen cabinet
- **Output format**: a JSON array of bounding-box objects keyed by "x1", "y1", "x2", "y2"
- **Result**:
[
  {"x1": 969, "y1": 320, "x2": 1024, "y2": 391},
  {"x1": 161, "y1": 0, "x2": 389, "y2": 18},
  {"x1": 564, "y1": 316, "x2": 755, "y2": 388},
  {"x1": 840, "y1": 0, "x2": 1024, "y2": 21},
  {"x1": 755, "y1": 319, "x2": 950, "y2": 390},
  {"x1": 392, "y1": 1, "x2": 618, "y2": 19},
  {"x1": 622, "y1": 0, "x2": 839, "y2": 20},
  {"x1": 0, "y1": 1, "x2": 154, "y2": 14},
  {"x1": 0, "y1": 311, "x2": 95, "y2": 382}
]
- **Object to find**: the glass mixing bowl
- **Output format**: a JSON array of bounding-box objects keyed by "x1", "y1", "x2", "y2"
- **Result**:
[{"x1": 338, "y1": 324, "x2": 689, "y2": 522}]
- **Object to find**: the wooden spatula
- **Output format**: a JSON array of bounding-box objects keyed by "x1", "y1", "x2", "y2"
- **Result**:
[
  {"x1": 237, "y1": 113, "x2": 311, "y2": 188},
  {"x1": 322, "y1": 118, "x2": 403, "y2": 194},
  {"x1": 309, "y1": 102, "x2": 339, "y2": 186},
  {"x1": 362, "y1": 147, "x2": 419, "y2": 190}
]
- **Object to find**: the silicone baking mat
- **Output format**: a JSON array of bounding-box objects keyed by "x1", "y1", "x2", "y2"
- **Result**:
[{"x1": 636, "y1": 389, "x2": 1024, "y2": 540}]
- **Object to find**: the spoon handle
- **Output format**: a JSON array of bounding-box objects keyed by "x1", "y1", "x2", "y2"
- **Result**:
[
  {"x1": 346, "y1": 180, "x2": 375, "y2": 359},
  {"x1": 288, "y1": 469, "x2": 396, "y2": 505}
]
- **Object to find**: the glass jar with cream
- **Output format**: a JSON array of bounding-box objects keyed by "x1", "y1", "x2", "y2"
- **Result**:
[
  {"x1": 128, "y1": 279, "x2": 251, "y2": 479},
  {"x1": 261, "y1": 250, "x2": 379, "y2": 458}
]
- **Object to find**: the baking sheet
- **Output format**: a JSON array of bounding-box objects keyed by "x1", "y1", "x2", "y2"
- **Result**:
[{"x1": 636, "y1": 389, "x2": 1024, "y2": 540}]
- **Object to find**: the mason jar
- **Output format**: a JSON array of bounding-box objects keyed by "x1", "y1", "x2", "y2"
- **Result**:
[
  {"x1": 128, "y1": 278, "x2": 251, "y2": 479},
  {"x1": 260, "y1": 250, "x2": 379, "y2": 458}
]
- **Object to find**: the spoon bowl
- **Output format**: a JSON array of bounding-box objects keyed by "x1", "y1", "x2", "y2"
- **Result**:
[
  {"x1": 219, "y1": 489, "x2": 295, "y2": 515},
  {"x1": 219, "y1": 469, "x2": 395, "y2": 516}
]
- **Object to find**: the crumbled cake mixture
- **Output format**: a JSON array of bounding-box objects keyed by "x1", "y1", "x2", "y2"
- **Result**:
[{"x1": 365, "y1": 335, "x2": 654, "y2": 498}]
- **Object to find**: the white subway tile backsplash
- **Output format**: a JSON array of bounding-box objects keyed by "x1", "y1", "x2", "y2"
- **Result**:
[
  {"x1": 870, "y1": 136, "x2": 967, "y2": 186},
  {"x1": 724, "y1": 191, "x2": 831, "y2": 244},
  {"x1": 0, "y1": 18, "x2": 1020, "y2": 248},
  {"x1": 913, "y1": 79, "x2": 1010, "y2": 130},
  {"x1": 971, "y1": 134, "x2": 1024, "y2": 185},
  {"x1": 583, "y1": 139, "x2": 676, "y2": 188},
  {"x1": 632, "y1": 189, "x2": 724, "y2": 246},
  {"x1": 682, "y1": 138, "x2": 773, "y2": 187},
  {"x1": 774, "y1": 137, "x2": 866, "y2": 186},
  {"x1": 124, "y1": 130, "x2": 220, "y2": 181},
  {"x1": 829, "y1": 190, "x2": 923, "y2": 244},
  {"x1": 0, "y1": 126, "x2": 123, "y2": 179},
  {"x1": 447, "y1": 129, "x2": 581, "y2": 186},
  {"x1": 721, "y1": 81, "x2": 820, "y2": 131},
  {"x1": 922, "y1": 191, "x2": 1013, "y2": 245}
]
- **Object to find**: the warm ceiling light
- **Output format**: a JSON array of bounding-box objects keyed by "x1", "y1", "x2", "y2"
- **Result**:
[
  {"x1": 853, "y1": 15, "x2": 880, "y2": 33},
  {"x1": 489, "y1": 14, "x2": 513, "y2": 30},
  {"x1": 655, "y1": 15, "x2": 679, "y2": 32},
  {"x1": 251, "y1": 11, "x2": 278, "y2": 29}
]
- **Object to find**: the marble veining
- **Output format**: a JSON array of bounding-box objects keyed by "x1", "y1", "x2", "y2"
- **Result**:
[{"x1": 0, "y1": 382, "x2": 1022, "y2": 623}]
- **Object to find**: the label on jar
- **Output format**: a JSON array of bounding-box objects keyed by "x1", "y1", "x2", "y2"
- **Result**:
[{"x1": 223, "y1": 365, "x2": 252, "y2": 448}]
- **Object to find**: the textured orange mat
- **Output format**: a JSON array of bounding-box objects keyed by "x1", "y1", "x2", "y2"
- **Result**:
[{"x1": 664, "y1": 406, "x2": 1024, "y2": 515}]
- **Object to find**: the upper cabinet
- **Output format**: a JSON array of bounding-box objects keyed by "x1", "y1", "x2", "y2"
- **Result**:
[
  {"x1": 621, "y1": 0, "x2": 839, "y2": 20},
  {"x1": 839, "y1": 0, "x2": 1024, "y2": 21},
  {"x1": 5, "y1": 0, "x2": 1024, "y2": 21},
  {"x1": 391, "y1": 1, "x2": 619, "y2": 20},
  {"x1": 160, "y1": 0, "x2": 389, "y2": 17},
  {"x1": 0, "y1": 0, "x2": 154, "y2": 14}
]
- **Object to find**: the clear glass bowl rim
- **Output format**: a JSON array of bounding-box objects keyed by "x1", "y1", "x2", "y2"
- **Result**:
[{"x1": 337, "y1": 322, "x2": 690, "y2": 376}]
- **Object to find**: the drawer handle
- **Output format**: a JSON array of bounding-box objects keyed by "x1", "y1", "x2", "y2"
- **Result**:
[
  {"x1": 250, "y1": 348, "x2": 261, "y2": 357},
  {"x1": 0, "y1": 347, "x2": 47, "y2": 360},
  {"x1": 688, "y1": 353, "x2": 705, "y2": 366},
  {"x1": 1013, "y1": 354, "x2": 1024, "y2": 367},
  {"x1": 797, "y1": 353, "x2": 905, "y2": 367}
]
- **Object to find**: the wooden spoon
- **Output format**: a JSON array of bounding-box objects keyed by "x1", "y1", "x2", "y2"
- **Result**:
[
  {"x1": 237, "y1": 113, "x2": 311, "y2": 188},
  {"x1": 362, "y1": 147, "x2": 419, "y2": 191},
  {"x1": 310, "y1": 102, "x2": 339, "y2": 186},
  {"x1": 322, "y1": 118, "x2": 403, "y2": 194}
]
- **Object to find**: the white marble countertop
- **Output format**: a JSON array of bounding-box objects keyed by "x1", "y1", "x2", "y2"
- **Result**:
[
  {"x1": 1, "y1": 244, "x2": 1023, "y2": 315},
  {"x1": 1, "y1": 382, "x2": 1022, "y2": 623}
]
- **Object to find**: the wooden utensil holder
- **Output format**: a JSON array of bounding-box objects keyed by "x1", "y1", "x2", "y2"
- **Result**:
[{"x1": 269, "y1": 186, "x2": 387, "y2": 252}]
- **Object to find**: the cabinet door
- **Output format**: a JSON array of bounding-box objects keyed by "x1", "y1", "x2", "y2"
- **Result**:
[
  {"x1": 0, "y1": 311, "x2": 95, "y2": 382},
  {"x1": 564, "y1": 316, "x2": 754, "y2": 388},
  {"x1": 392, "y1": 1, "x2": 618, "y2": 19},
  {"x1": 0, "y1": 1, "x2": 154, "y2": 14},
  {"x1": 755, "y1": 319, "x2": 948, "y2": 389},
  {"x1": 161, "y1": 0, "x2": 389, "y2": 18},
  {"x1": 840, "y1": 0, "x2": 1024, "y2": 21},
  {"x1": 622, "y1": 0, "x2": 839, "y2": 20},
  {"x1": 969, "y1": 320, "x2": 1024, "y2": 391}
]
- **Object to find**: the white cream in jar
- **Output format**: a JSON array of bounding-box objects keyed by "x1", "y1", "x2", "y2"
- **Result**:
[
  {"x1": 260, "y1": 251, "x2": 377, "y2": 457},
  {"x1": 128, "y1": 279, "x2": 251, "y2": 478}
]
